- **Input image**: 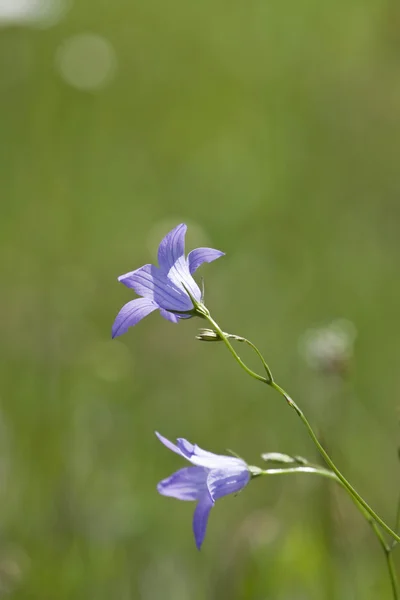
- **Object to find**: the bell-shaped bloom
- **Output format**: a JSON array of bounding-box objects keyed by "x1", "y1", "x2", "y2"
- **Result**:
[
  {"x1": 156, "y1": 432, "x2": 250, "y2": 549},
  {"x1": 112, "y1": 223, "x2": 224, "y2": 338}
]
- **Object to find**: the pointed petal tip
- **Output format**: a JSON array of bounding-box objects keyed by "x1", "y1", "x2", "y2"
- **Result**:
[
  {"x1": 155, "y1": 432, "x2": 183, "y2": 456},
  {"x1": 157, "y1": 223, "x2": 188, "y2": 274},
  {"x1": 163, "y1": 222, "x2": 188, "y2": 240},
  {"x1": 192, "y1": 494, "x2": 213, "y2": 550},
  {"x1": 112, "y1": 298, "x2": 158, "y2": 338},
  {"x1": 117, "y1": 270, "x2": 136, "y2": 284},
  {"x1": 187, "y1": 247, "x2": 226, "y2": 275},
  {"x1": 111, "y1": 321, "x2": 122, "y2": 339},
  {"x1": 175, "y1": 222, "x2": 187, "y2": 231}
]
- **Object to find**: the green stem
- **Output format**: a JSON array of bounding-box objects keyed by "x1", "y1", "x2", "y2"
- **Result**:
[
  {"x1": 259, "y1": 464, "x2": 398, "y2": 599},
  {"x1": 230, "y1": 335, "x2": 274, "y2": 383},
  {"x1": 396, "y1": 493, "x2": 400, "y2": 535},
  {"x1": 269, "y1": 380, "x2": 400, "y2": 545},
  {"x1": 204, "y1": 315, "x2": 268, "y2": 385},
  {"x1": 388, "y1": 551, "x2": 400, "y2": 600},
  {"x1": 259, "y1": 464, "x2": 338, "y2": 481},
  {"x1": 203, "y1": 313, "x2": 400, "y2": 545},
  {"x1": 391, "y1": 492, "x2": 400, "y2": 551}
]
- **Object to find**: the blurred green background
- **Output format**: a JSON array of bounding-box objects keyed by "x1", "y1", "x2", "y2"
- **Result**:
[{"x1": 1, "y1": 0, "x2": 400, "y2": 598}]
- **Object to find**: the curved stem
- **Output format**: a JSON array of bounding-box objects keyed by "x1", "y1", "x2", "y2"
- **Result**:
[
  {"x1": 203, "y1": 313, "x2": 400, "y2": 544},
  {"x1": 203, "y1": 314, "x2": 268, "y2": 384},
  {"x1": 231, "y1": 335, "x2": 274, "y2": 383}
]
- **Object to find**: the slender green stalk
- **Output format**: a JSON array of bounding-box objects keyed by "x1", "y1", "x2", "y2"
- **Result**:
[
  {"x1": 270, "y1": 380, "x2": 400, "y2": 544},
  {"x1": 203, "y1": 314, "x2": 269, "y2": 385},
  {"x1": 387, "y1": 551, "x2": 400, "y2": 599},
  {"x1": 259, "y1": 464, "x2": 398, "y2": 599},
  {"x1": 203, "y1": 313, "x2": 400, "y2": 545},
  {"x1": 392, "y1": 493, "x2": 400, "y2": 551},
  {"x1": 396, "y1": 493, "x2": 400, "y2": 534},
  {"x1": 230, "y1": 335, "x2": 274, "y2": 383},
  {"x1": 350, "y1": 493, "x2": 399, "y2": 600}
]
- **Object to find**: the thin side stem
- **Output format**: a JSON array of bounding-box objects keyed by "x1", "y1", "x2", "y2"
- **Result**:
[
  {"x1": 259, "y1": 464, "x2": 339, "y2": 482},
  {"x1": 204, "y1": 314, "x2": 268, "y2": 384},
  {"x1": 231, "y1": 335, "x2": 274, "y2": 383}
]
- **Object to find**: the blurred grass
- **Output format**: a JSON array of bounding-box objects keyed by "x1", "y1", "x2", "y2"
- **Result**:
[{"x1": 1, "y1": 0, "x2": 400, "y2": 597}]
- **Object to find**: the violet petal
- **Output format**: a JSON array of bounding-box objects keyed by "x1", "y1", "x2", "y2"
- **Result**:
[
  {"x1": 119, "y1": 264, "x2": 192, "y2": 312},
  {"x1": 157, "y1": 223, "x2": 202, "y2": 302},
  {"x1": 157, "y1": 467, "x2": 208, "y2": 501},
  {"x1": 192, "y1": 493, "x2": 214, "y2": 550},
  {"x1": 177, "y1": 438, "x2": 248, "y2": 470},
  {"x1": 111, "y1": 298, "x2": 158, "y2": 338},
  {"x1": 159, "y1": 309, "x2": 179, "y2": 323},
  {"x1": 207, "y1": 468, "x2": 250, "y2": 501},
  {"x1": 155, "y1": 432, "x2": 183, "y2": 457},
  {"x1": 165, "y1": 256, "x2": 202, "y2": 303},
  {"x1": 187, "y1": 248, "x2": 225, "y2": 275},
  {"x1": 157, "y1": 223, "x2": 187, "y2": 273}
]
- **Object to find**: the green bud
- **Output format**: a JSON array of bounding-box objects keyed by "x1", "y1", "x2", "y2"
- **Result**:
[
  {"x1": 195, "y1": 328, "x2": 222, "y2": 342},
  {"x1": 249, "y1": 465, "x2": 263, "y2": 478},
  {"x1": 261, "y1": 452, "x2": 309, "y2": 466}
]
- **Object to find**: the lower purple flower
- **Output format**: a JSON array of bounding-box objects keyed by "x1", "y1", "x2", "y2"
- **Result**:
[{"x1": 156, "y1": 432, "x2": 250, "y2": 549}]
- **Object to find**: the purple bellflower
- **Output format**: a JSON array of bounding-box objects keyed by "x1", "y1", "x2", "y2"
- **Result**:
[
  {"x1": 156, "y1": 432, "x2": 250, "y2": 549},
  {"x1": 112, "y1": 223, "x2": 224, "y2": 338}
]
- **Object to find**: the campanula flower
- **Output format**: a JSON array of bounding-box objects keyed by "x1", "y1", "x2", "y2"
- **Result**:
[
  {"x1": 156, "y1": 432, "x2": 250, "y2": 549},
  {"x1": 112, "y1": 223, "x2": 224, "y2": 338}
]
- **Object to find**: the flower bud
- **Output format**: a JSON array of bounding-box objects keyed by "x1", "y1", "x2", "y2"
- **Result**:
[{"x1": 195, "y1": 328, "x2": 222, "y2": 342}]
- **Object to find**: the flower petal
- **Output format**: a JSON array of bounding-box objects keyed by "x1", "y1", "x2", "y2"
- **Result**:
[
  {"x1": 159, "y1": 309, "x2": 192, "y2": 323},
  {"x1": 157, "y1": 223, "x2": 187, "y2": 273},
  {"x1": 111, "y1": 298, "x2": 158, "y2": 338},
  {"x1": 165, "y1": 257, "x2": 202, "y2": 303},
  {"x1": 157, "y1": 467, "x2": 207, "y2": 501},
  {"x1": 157, "y1": 223, "x2": 202, "y2": 303},
  {"x1": 193, "y1": 493, "x2": 214, "y2": 550},
  {"x1": 155, "y1": 432, "x2": 183, "y2": 457},
  {"x1": 207, "y1": 467, "x2": 250, "y2": 501},
  {"x1": 119, "y1": 264, "x2": 192, "y2": 312},
  {"x1": 187, "y1": 248, "x2": 225, "y2": 275},
  {"x1": 177, "y1": 438, "x2": 248, "y2": 470},
  {"x1": 159, "y1": 309, "x2": 179, "y2": 323}
]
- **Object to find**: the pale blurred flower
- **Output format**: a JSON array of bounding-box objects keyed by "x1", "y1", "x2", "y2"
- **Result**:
[
  {"x1": 299, "y1": 319, "x2": 357, "y2": 375},
  {"x1": 0, "y1": 0, "x2": 68, "y2": 27},
  {"x1": 55, "y1": 33, "x2": 117, "y2": 91}
]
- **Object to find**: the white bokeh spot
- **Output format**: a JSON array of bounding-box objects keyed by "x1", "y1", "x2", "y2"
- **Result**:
[
  {"x1": 56, "y1": 33, "x2": 117, "y2": 91},
  {"x1": 299, "y1": 318, "x2": 357, "y2": 373}
]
